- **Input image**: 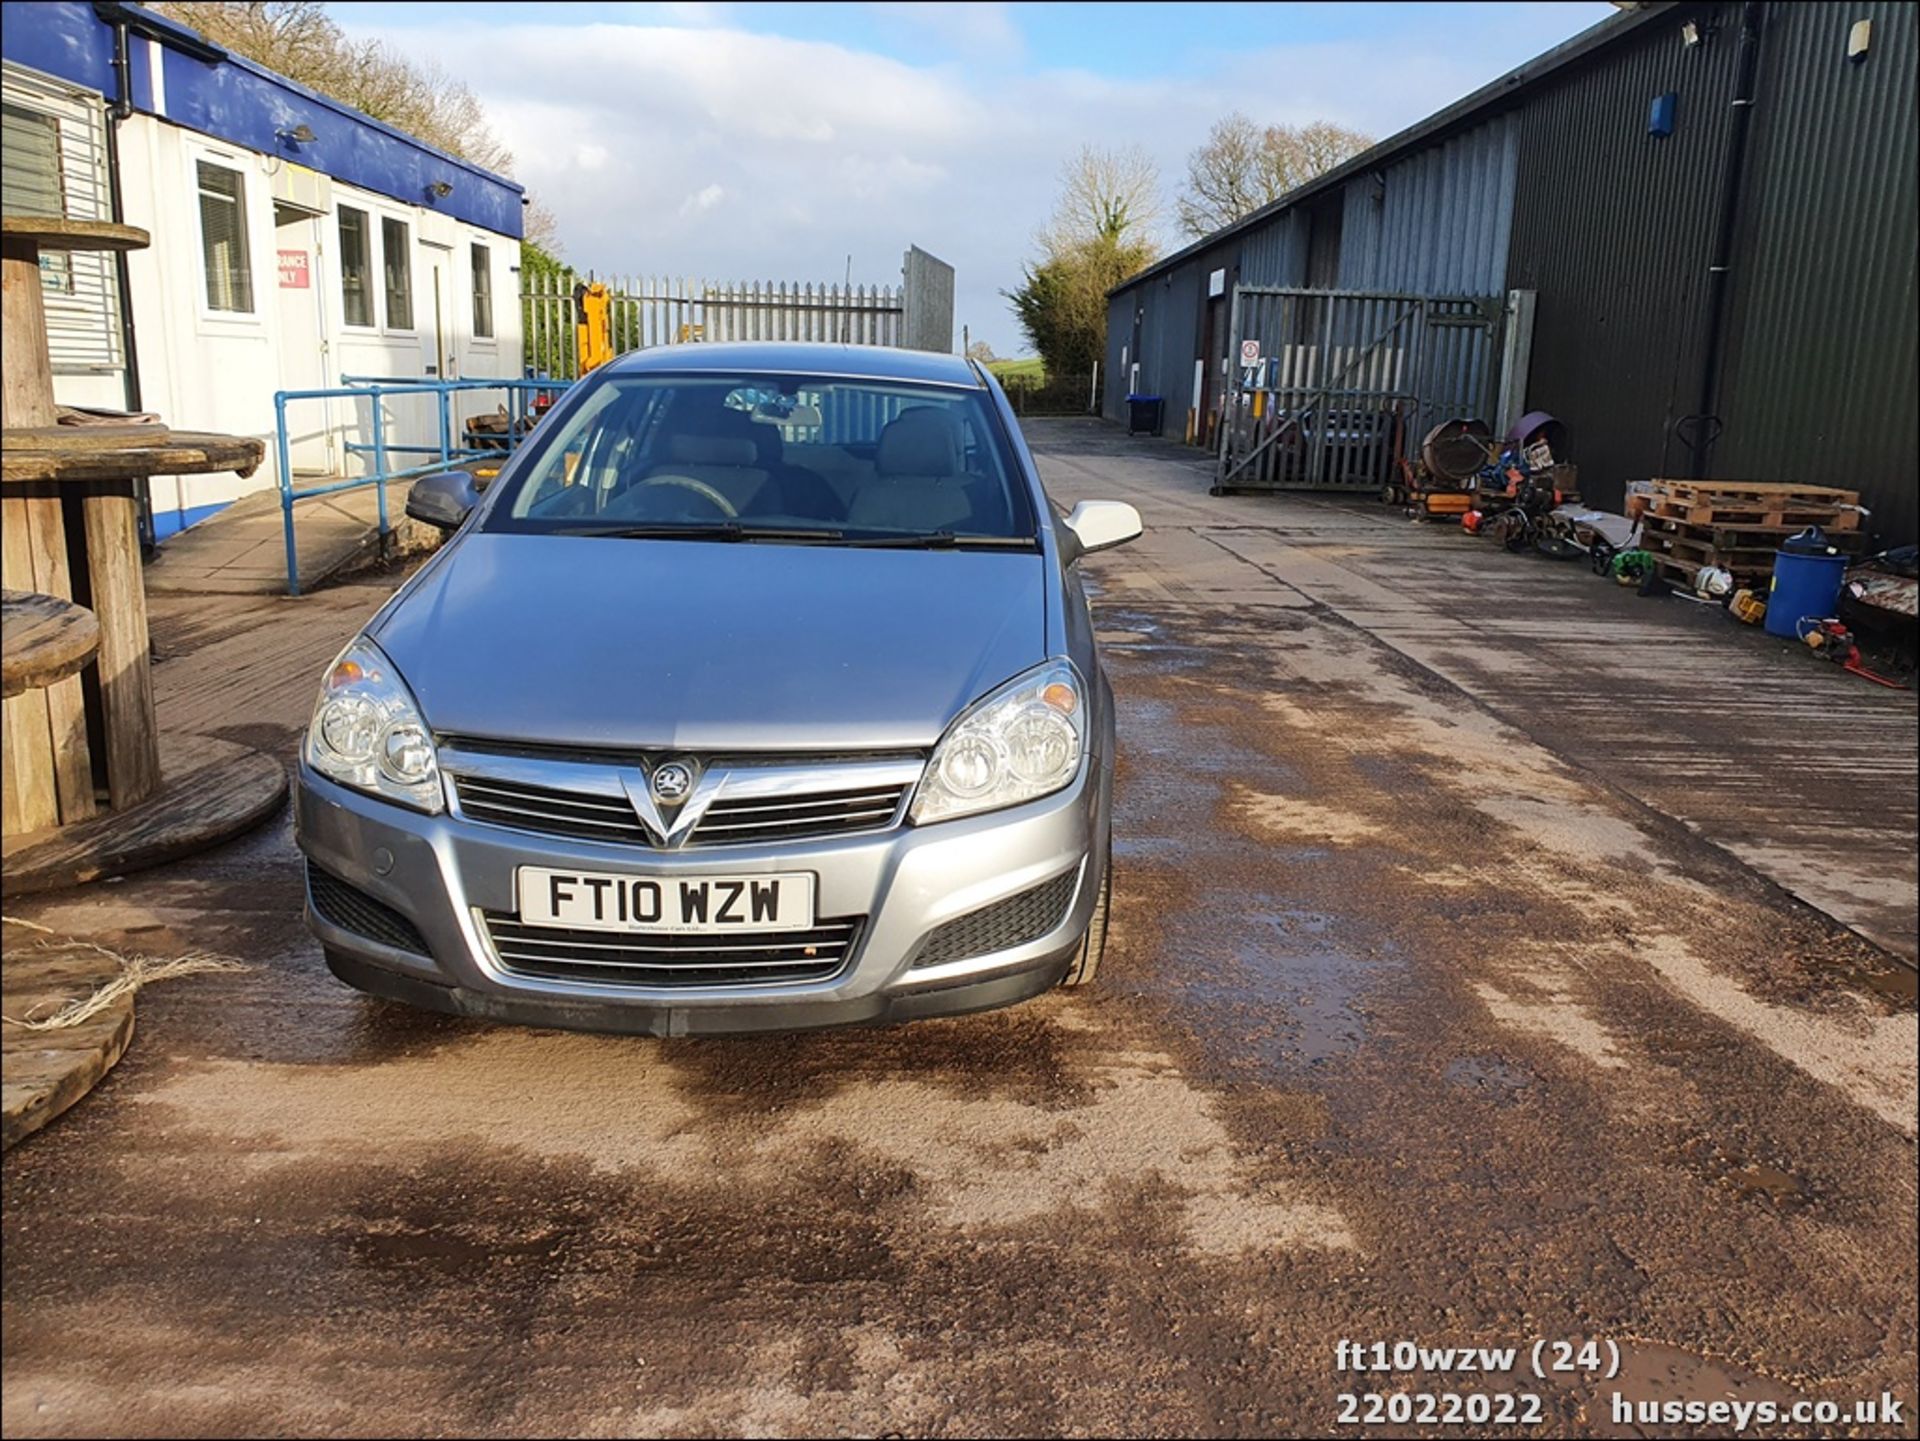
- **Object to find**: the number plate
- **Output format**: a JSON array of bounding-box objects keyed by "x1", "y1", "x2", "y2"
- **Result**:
[{"x1": 516, "y1": 867, "x2": 816, "y2": 934}]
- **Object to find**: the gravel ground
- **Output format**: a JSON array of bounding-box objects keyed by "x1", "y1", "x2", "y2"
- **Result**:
[{"x1": 2, "y1": 424, "x2": 1914, "y2": 1438}]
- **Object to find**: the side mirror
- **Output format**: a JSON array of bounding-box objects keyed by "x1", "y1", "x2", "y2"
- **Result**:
[
  {"x1": 405, "y1": 470, "x2": 480, "y2": 531},
  {"x1": 1060, "y1": 499, "x2": 1142, "y2": 561}
]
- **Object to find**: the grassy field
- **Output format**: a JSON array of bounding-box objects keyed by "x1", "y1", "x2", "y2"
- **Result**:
[{"x1": 985, "y1": 357, "x2": 1045, "y2": 386}]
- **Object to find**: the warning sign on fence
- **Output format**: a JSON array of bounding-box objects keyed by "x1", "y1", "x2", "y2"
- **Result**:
[{"x1": 1240, "y1": 338, "x2": 1261, "y2": 367}]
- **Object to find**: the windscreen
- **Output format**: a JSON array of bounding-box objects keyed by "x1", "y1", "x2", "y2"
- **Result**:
[{"x1": 487, "y1": 374, "x2": 1035, "y2": 543}]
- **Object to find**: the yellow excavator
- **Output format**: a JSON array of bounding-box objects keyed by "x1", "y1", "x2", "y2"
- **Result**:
[
  {"x1": 464, "y1": 282, "x2": 610, "y2": 484},
  {"x1": 573, "y1": 281, "x2": 614, "y2": 376}
]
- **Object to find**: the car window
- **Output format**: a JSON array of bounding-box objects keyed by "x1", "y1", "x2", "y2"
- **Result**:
[{"x1": 489, "y1": 373, "x2": 1034, "y2": 543}]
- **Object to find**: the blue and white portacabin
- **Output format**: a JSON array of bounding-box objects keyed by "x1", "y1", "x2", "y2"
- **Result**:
[{"x1": 1, "y1": 0, "x2": 525, "y2": 537}]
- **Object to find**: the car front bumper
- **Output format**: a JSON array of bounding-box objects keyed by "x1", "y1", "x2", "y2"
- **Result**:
[{"x1": 293, "y1": 759, "x2": 1104, "y2": 1035}]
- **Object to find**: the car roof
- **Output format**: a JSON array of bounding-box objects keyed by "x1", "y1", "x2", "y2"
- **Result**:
[{"x1": 600, "y1": 341, "x2": 984, "y2": 389}]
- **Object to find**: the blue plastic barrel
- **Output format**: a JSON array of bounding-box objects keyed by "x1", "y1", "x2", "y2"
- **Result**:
[{"x1": 1763, "y1": 548, "x2": 1849, "y2": 638}]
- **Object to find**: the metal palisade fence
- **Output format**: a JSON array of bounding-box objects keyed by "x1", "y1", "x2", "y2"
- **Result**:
[
  {"x1": 1217, "y1": 286, "x2": 1504, "y2": 492},
  {"x1": 522, "y1": 272, "x2": 907, "y2": 380}
]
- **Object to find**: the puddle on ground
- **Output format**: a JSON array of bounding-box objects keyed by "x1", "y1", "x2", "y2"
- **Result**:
[
  {"x1": 1594, "y1": 1341, "x2": 1802, "y2": 1436},
  {"x1": 1274, "y1": 909, "x2": 1333, "y2": 936},
  {"x1": 1270, "y1": 846, "x2": 1332, "y2": 864},
  {"x1": 1119, "y1": 695, "x2": 1180, "y2": 732},
  {"x1": 1721, "y1": 1160, "x2": 1813, "y2": 1205},
  {"x1": 1445, "y1": 1055, "x2": 1534, "y2": 1100},
  {"x1": 1113, "y1": 835, "x2": 1190, "y2": 860},
  {"x1": 1155, "y1": 901, "x2": 1392, "y2": 1073},
  {"x1": 1350, "y1": 754, "x2": 1417, "y2": 788},
  {"x1": 349, "y1": 1226, "x2": 566, "y2": 1274},
  {"x1": 1821, "y1": 947, "x2": 1918, "y2": 1008},
  {"x1": 1681, "y1": 1136, "x2": 1814, "y2": 1206},
  {"x1": 1099, "y1": 615, "x2": 1218, "y2": 667}
]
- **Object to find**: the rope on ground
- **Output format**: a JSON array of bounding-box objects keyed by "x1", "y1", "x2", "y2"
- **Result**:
[{"x1": 1, "y1": 916, "x2": 248, "y2": 1030}]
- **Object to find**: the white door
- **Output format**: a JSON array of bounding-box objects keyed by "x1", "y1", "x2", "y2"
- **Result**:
[
  {"x1": 421, "y1": 241, "x2": 458, "y2": 444},
  {"x1": 274, "y1": 207, "x2": 337, "y2": 474},
  {"x1": 424, "y1": 246, "x2": 452, "y2": 380}
]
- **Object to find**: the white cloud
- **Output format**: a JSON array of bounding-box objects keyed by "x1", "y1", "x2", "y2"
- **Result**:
[
  {"x1": 678, "y1": 182, "x2": 726, "y2": 216},
  {"x1": 356, "y1": 8, "x2": 1610, "y2": 355}
]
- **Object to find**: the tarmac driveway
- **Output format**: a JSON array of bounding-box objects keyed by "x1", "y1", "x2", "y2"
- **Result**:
[{"x1": 2, "y1": 422, "x2": 1915, "y2": 1438}]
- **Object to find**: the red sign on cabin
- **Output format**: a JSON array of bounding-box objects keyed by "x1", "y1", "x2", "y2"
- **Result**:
[{"x1": 277, "y1": 249, "x2": 310, "y2": 289}]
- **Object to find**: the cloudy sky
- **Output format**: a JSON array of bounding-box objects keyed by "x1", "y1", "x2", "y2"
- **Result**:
[{"x1": 328, "y1": 1, "x2": 1614, "y2": 355}]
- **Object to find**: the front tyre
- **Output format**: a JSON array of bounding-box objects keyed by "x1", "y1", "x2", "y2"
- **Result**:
[{"x1": 1059, "y1": 837, "x2": 1112, "y2": 988}]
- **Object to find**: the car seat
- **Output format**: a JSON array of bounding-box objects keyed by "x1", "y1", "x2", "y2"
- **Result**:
[
  {"x1": 849, "y1": 407, "x2": 973, "y2": 532},
  {"x1": 712, "y1": 407, "x2": 839, "y2": 521},
  {"x1": 630, "y1": 433, "x2": 774, "y2": 517}
]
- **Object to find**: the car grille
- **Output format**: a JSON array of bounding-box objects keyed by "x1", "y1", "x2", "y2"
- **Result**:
[
  {"x1": 449, "y1": 775, "x2": 911, "y2": 849},
  {"x1": 910, "y1": 868, "x2": 1080, "y2": 969},
  {"x1": 453, "y1": 775, "x2": 652, "y2": 845},
  {"x1": 685, "y1": 785, "x2": 909, "y2": 845},
  {"x1": 480, "y1": 913, "x2": 862, "y2": 988},
  {"x1": 307, "y1": 863, "x2": 431, "y2": 956}
]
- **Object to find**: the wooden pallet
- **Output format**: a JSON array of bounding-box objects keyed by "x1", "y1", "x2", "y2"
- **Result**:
[
  {"x1": 1648, "y1": 478, "x2": 1860, "y2": 530},
  {"x1": 1652, "y1": 499, "x2": 1862, "y2": 530},
  {"x1": 1644, "y1": 543, "x2": 1797, "y2": 581},
  {"x1": 1644, "y1": 514, "x2": 1868, "y2": 548},
  {"x1": 1641, "y1": 523, "x2": 1864, "y2": 570},
  {"x1": 1652, "y1": 553, "x2": 1771, "y2": 588},
  {"x1": 1639, "y1": 534, "x2": 1777, "y2": 584},
  {"x1": 1651, "y1": 478, "x2": 1858, "y2": 505}
]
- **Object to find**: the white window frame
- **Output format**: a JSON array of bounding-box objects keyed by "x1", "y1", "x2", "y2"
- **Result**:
[
  {"x1": 335, "y1": 202, "x2": 377, "y2": 331},
  {"x1": 469, "y1": 239, "x2": 495, "y2": 345},
  {"x1": 379, "y1": 212, "x2": 415, "y2": 336},
  {"x1": 2, "y1": 62, "x2": 124, "y2": 374},
  {"x1": 185, "y1": 141, "x2": 263, "y2": 332},
  {"x1": 2, "y1": 101, "x2": 70, "y2": 291}
]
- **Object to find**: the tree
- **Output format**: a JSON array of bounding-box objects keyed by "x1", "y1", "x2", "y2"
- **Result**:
[
  {"x1": 964, "y1": 339, "x2": 997, "y2": 364},
  {"x1": 1177, "y1": 114, "x2": 1374, "y2": 238},
  {"x1": 1007, "y1": 146, "x2": 1161, "y2": 378},
  {"x1": 152, "y1": 2, "x2": 537, "y2": 220},
  {"x1": 521, "y1": 198, "x2": 560, "y2": 253},
  {"x1": 1043, "y1": 144, "x2": 1163, "y2": 253}
]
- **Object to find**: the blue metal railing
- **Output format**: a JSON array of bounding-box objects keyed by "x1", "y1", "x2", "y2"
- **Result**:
[{"x1": 272, "y1": 374, "x2": 567, "y2": 595}]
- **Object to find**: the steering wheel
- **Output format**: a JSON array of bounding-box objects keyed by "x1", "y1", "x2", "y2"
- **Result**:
[{"x1": 634, "y1": 475, "x2": 739, "y2": 518}]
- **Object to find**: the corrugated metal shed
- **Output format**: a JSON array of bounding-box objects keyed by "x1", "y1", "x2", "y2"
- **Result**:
[
  {"x1": 1112, "y1": 4, "x2": 1672, "y2": 297},
  {"x1": 1505, "y1": 2, "x2": 1742, "y2": 513},
  {"x1": 1104, "y1": 293, "x2": 1130, "y2": 417},
  {"x1": 1238, "y1": 211, "x2": 1309, "y2": 288},
  {"x1": 1103, "y1": 242, "x2": 1221, "y2": 425},
  {"x1": 1340, "y1": 114, "x2": 1518, "y2": 295},
  {"x1": 1712, "y1": 0, "x2": 1919, "y2": 546},
  {"x1": 1103, "y1": 0, "x2": 1916, "y2": 539},
  {"x1": 1100, "y1": 223, "x2": 1308, "y2": 426}
]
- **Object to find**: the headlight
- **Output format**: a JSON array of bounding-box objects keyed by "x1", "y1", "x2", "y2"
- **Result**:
[
  {"x1": 304, "y1": 637, "x2": 443, "y2": 813},
  {"x1": 911, "y1": 660, "x2": 1085, "y2": 824}
]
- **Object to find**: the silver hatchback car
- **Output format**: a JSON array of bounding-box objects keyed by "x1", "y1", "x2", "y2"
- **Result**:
[{"x1": 295, "y1": 342, "x2": 1142, "y2": 1035}]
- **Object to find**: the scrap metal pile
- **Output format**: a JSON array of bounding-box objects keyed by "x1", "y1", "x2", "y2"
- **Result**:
[{"x1": 1376, "y1": 411, "x2": 1913, "y2": 687}]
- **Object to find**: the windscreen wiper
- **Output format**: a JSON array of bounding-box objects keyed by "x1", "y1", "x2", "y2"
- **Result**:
[
  {"x1": 546, "y1": 523, "x2": 843, "y2": 542},
  {"x1": 838, "y1": 531, "x2": 1038, "y2": 550}
]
